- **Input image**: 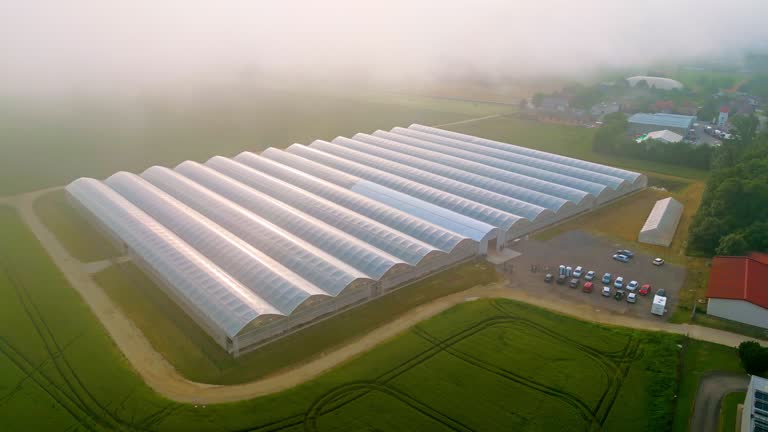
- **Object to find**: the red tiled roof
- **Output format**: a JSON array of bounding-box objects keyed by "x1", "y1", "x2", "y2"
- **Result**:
[
  {"x1": 707, "y1": 254, "x2": 768, "y2": 309},
  {"x1": 720, "y1": 106, "x2": 731, "y2": 113}
]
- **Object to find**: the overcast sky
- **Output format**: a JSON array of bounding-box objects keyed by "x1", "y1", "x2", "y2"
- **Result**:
[{"x1": 2, "y1": 0, "x2": 768, "y2": 98}]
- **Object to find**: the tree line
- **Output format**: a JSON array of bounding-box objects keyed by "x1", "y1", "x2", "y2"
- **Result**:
[{"x1": 687, "y1": 116, "x2": 768, "y2": 256}]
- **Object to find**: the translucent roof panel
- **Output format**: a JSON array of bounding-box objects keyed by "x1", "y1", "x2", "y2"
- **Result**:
[
  {"x1": 307, "y1": 140, "x2": 551, "y2": 222},
  {"x1": 640, "y1": 197, "x2": 684, "y2": 233},
  {"x1": 176, "y1": 160, "x2": 404, "y2": 279},
  {"x1": 395, "y1": 127, "x2": 626, "y2": 190},
  {"x1": 407, "y1": 124, "x2": 643, "y2": 185},
  {"x1": 350, "y1": 180, "x2": 495, "y2": 241},
  {"x1": 141, "y1": 166, "x2": 368, "y2": 297},
  {"x1": 66, "y1": 178, "x2": 281, "y2": 337},
  {"x1": 361, "y1": 131, "x2": 591, "y2": 206},
  {"x1": 334, "y1": 136, "x2": 570, "y2": 213},
  {"x1": 105, "y1": 172, "x2": 327, "y2": 315},
  {"x1": 235, "y1": 150, "x2": 471, "y2": 251},
  {"x1": 257, "y1": 149, "x2": 495, "y2": 242},
  {"x1": 374, "y1": 129, "x2": 607, "y2": 197},
  {"x1": 284, "y1": 144, "x2": 525, "y2": 232},
  {"x1": 202, "y1": 156, "x2": 438, "y2": 265}
]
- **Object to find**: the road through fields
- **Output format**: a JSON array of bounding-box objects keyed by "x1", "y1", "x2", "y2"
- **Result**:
[{"x1": 1, "y1": 186, "x2": 766, "y2": 404}]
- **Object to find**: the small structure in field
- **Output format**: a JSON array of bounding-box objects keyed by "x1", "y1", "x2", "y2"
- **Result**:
[{"x1": 638, "y1": 197, "x2": 683, "y2": 247}]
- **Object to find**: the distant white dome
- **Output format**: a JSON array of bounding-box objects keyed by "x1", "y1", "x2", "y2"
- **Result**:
[{"x1": 626, "y1": 76, "x2": 684, "y2": 90}]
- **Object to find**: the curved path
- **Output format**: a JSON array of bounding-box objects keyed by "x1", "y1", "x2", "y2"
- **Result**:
[
  {"x1": 690, "y1": 372, "x2": 749, "y2": 432},
  {"x1": 2, "y1": 187, "x2": 766, "y2": 404}
]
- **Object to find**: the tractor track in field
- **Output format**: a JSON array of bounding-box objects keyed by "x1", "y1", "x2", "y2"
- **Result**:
[
  {"x1": 0, "y1": 253, "x2": 179, "y2": 432},
  {"x1": 246, "y1": 312, "x2": 640, "y2": 431}
]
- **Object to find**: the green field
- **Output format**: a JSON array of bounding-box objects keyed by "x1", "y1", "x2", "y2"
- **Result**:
[
  {"x1": 0, "y1": 204, "x2": 736, "y2": 432},
  {"x1": 0, "y1": 91, "x2": 509, "y2": 196},
  {"x1": 718, "y1": 392, "x2": 745, "y2": 432}
]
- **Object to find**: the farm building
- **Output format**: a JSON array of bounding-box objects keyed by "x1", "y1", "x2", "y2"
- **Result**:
[
  {"x1": 636, "y1": 130, "x2": 684, "y2": 144},
  {"x1": 638, "y1": 197, "x2": 683, "y2": 247},
  {"x1": 66, "y1": 124, "x2": 646, "y2": 356},
  {"x1": 625, "y1": 76, "x2": 684, "y2": 90},
  {"x1": 706, "y1": 253, "x2": 768, "y2": 329},
  {"x1": 741, "y1": 375, "x2": 768, "y2": 432},
  {"x1": 628, "y1": 113, "x2": 696, "y2": 136}
]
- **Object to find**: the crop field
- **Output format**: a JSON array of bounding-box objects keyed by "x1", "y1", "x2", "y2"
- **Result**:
[
  {"x1": 0, "y1": 91, "x2": 510, "y2": 196},
  {"x1": 0, "y1": 203, "x2": 704, "y2": 432}
]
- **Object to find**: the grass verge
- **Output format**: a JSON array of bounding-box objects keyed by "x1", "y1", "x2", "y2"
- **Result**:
[
  {"x1": 719, "y1": 391, "x2": 746, "y2": 432},
  {"x1": 94, "y1": 259, "x2": 500, "y2": 384}
]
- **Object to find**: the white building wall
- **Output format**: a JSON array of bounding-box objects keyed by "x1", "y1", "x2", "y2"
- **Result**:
[{"x1": 707, "y1": 298, "x2": 768, "y2": 329}]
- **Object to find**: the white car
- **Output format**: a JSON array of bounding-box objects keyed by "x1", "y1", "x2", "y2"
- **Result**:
[
  {"x1": 601, "y1": 286, "x2": 611, "y2": 297},
  {"x1": 573, "y1": 266, "x2": 583, "y2": 278},
  {"x1": 653, "y1": 258, "x2": 665, "y2": 266},
  {"x1": 627, "y1": 293, "x2": 638, "y2": 303},
  {"x1": 614, "y1": 277, "x2": 624, "y2": 289},
  {"x1": 584, "y1": 270, "x2": 595, "y2": 281},
  {"x1": 627, "y1": 280, "x2": 639, "y2": 291}
]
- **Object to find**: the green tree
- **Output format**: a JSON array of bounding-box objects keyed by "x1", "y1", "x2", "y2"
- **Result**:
[
  {"x1": 715, "y1": 233, "x2": 750, "y2": 256},
  {"x1": 532, "y1": 93, "x2": 544, "y2": 108},
  {"x1": 738, "y1": 341, "x2": 768, "y2": 376}
]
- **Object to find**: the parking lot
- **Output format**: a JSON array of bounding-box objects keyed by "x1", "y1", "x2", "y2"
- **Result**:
[{"x1": 496, "y1": 230, "x2": 686, "y2": 322}]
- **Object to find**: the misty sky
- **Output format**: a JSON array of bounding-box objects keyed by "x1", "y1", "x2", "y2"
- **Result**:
[{"x1": 2, "y1": 0, "x2": 768, "y2": 97}]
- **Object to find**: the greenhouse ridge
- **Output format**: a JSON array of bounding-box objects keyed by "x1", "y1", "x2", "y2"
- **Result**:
[{"x1": 65, "y1": 124, "x2": 647, "y2": 356}]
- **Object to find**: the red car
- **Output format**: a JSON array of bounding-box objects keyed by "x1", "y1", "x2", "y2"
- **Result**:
[
  {"x1": 582, "y1": 282, "x2": 594, "y2": 293},
  {"x1": 639, "y1": 284, "x2": 652, "y2": 296}
]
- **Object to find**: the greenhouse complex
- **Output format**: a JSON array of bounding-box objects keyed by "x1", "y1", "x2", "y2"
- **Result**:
[{"x1": 66, "y1": 124, "x2": 647, "y2": 356}]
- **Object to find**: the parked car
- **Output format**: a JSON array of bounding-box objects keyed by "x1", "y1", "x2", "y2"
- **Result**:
[
  {"x1": 613, "y1": 254, "x2": 630, "y2": 263},
  {"x1": 639, "y1": 284, "x2": 652, "y2": 295},
  {"x1": 626, "y1": 280, "x2": 639, "y2": 291},
  {"x1": 614, "y1": 290, "x2": 625, "y2": 301},
  {"x1": 582, "y1": 282, "x2": 593, "y2": 293},
  {"x1": 656, "y1": 288, "x2": 666, "y2": 297},
  {"x1": 585, "y1": 270, "x2": 595, "y2": 281},
  {"x1": 601, "y1": 286, "x2": 611, "y2": 297},
  {"x1": 614, "y1": 276, "x2": 624, "y2": 289},
  {"x1": 569, "y1": 278, "x2": 579, "y2": 288},
  {"x1": 653, "y1": 258, "x2": 665, "y2": 266},
  {"x1": 573, "y1": 266, "x2": 584, "y2": 278},
  {"x1": 602, "y1": 273, "x2": 612, "y2": 284},
  {"x1": 626, "y1": 293, "x2": 637, "y2": 304},
  {"x1": 544, "y1": 273, "x2": 553, "y2": 283},
  {"x1": 617, "y1": 249, "x2": 635, "y2": 258},
  {"x1": 556, "y1": 275, "x2": 567, "y2": 285}
]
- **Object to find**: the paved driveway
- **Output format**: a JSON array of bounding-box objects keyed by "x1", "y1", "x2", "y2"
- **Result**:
[{"x1": 690, "y1": 372, "x2": 749, "y2": 432}]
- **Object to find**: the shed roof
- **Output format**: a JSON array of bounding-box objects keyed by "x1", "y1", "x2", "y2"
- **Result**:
[
  {"x1": 628, "y1": 113, "x2": 696, "y2": 129},
  {"x1": 707, "y1": 253, "x2": 768, "y2": 309}
]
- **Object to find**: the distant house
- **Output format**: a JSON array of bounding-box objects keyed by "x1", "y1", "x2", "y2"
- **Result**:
[
  {"x1": 652, "y1": 100, "x2": 675, "y2": 113},
  {"x1": 706, "y1": 252, "x2": 768, "y2": 329},
  {"x1": 626, "y1": 76, "x2": 684, "y2": 90},
  {"x1": 636, "y1": 130, "x2": 684, "y2": 144},
  {"x1": 590, "y1": 102, "x2": 620, "y2": 120},
  {"x1": 627, "y1": 113, "x2": 696, "y2": 136},
  {"x1": 717, "y1": 106, "x2": 730, "y2": 127}
]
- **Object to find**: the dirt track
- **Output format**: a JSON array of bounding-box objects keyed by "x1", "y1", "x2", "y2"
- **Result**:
[{"x1": 2, "y1": 188, "x2": 766, "y2": 404}]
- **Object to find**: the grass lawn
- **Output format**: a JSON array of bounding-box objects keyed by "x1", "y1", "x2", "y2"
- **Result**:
[
  {"x1": 34, "y1": 189, "x2": 120, "y2": 262},
  {"x1": 0, "y1": 91, "x2": 507, "y2": 197},
  {"x1": 93, "y1": 258, "x2": 500, "y2": 384},
  {"x1": 0, "y1": 204, "x2": 745, "y2": 432},
  {"x1": 692, "y1": 314, "x2": 768, "y2": 341},
  {"x1": 447, "y1": 115, "x2": 709, "y2": 180},
  {"x1": 719, "y1": 392, "x2": 746, "y2": 432},
  {"x1": 671, "y1": 340, "x2": 743, "y2": 432}
]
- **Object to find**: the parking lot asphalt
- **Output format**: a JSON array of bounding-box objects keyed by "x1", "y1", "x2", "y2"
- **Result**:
[{"x1": 495, "y1": 231, "x2": 687, "y2": 322}]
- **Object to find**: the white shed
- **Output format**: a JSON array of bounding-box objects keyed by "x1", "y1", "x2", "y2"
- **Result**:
[{"x1": 638, "y1": 197, "x2": 683, "y2": 247}]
